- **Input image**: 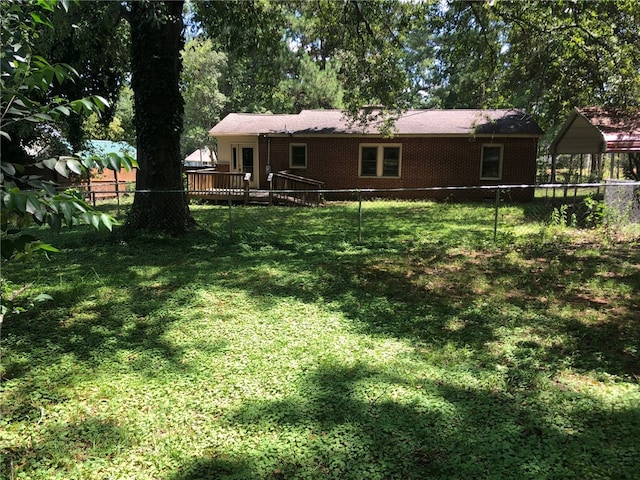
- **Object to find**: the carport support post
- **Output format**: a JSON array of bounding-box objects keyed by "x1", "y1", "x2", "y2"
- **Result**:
[{"x1": 493, "y1": 188, "x2": 500, "y2": 242}]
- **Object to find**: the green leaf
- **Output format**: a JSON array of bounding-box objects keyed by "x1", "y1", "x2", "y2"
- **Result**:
[
  {"x1": 107, "y1": 153, "x2": 121, "y2": 171},
  {"x1": 47, "y1": 213, "x2": 61, "y2": 233},
  {"x1": 91, "y1": 213, "x2": 101, "y2": 230},
  {"x1": 119, "y1": 155, "x2": 132, "y2": 171},
  {"x1": 53, "y1": 66, "x2": 67, "y2": 85},
  {"x1": 42, "y1": 158, "x2": 57, "y2": 170},
  {"x1": 36, "y1": 0, "x2": 56, "y2": 12},
  {"x1": 29, "y1": 12, "x2": 53, "y2": 28},
  {"x1": 92, "y1": 95, "x2": 110, "y2": 110},
  {"x1": 34, "y1": 242, "x2": 59, "y2": 253},
  {"x1": 66, "y1": 158, "x2": 83, "y2": 175},
  {"x1": 54, "y1": 105, "x2": 71, "y2": 116},
  {"x1": 54, "y1": 159, "x2": 69, "y2": 178},
  {"x1": 42, "y1": 180, "x2": 57, "y2": 196},
  {"x1": 77, "y1": 98, "x2": 94, "y2": 112},
  {"x1": 13, "y1": 192, "x2": 27, "y2": 213},
  {"x1": 1, "y1": 162, "x2": 16, "y2": 176},
  {"x1": 100, "y1": 213, "x2": 113, "y2": 231},
  {"x1": 33, "y1": 293, "x2": 54, "y2": 303},
  {"x1": 59, "y1": 200, "x2": 74, "y2": 224},
  {"x1": 25, "y1": 194, "x2": 42, "y2": 215}
]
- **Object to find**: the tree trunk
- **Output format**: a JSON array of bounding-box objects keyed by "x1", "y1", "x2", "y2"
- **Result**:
[{"x1": 125, "y1": 0, "x2": 195, "y2": 235}]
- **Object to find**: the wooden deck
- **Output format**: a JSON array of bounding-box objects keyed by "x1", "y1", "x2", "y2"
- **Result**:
[{"x1": 186, "y1": 170, "x2": 324, "y2": 207}]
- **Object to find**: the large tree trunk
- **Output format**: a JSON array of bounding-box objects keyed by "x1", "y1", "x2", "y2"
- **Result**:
[{"x1": 125, "y1": 0, "x2": 195, "y2": 235}]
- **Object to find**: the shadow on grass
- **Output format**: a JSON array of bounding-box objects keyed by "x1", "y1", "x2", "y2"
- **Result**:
[
  {"x1": 215, "y1": 231, "x2": 639, "y2": 381},
  {"x1": 1, "y1": 417, "x2": 132, "y2": 478},
  {"x1": 1, "y1": 228, "x2": 228, "y2": 413},
  {"x1": 169, "y1": 363, "x2": 639, "y2": 480},
  {"x1": 5, "y1": 204, "x2": 638, "y2": 383},
  {"x1": 3, "y1": 204, "x2": 639, "y2": 478}
]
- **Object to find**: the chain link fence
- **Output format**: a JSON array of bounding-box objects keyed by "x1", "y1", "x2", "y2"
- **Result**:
[{"x1": 77, "y1": 182, "x2": 640, "y2": 247}]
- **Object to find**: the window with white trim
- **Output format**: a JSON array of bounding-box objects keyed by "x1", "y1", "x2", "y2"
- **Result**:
[
  {"x1": 290, "y1": 144, "x2": 307, "y2": 169},
  {"x1": 480, "y1": 145, "x2": 503, "y2": 180},
  {"x1": 359, "y1": 144, "x2": 401, "y2": 178}
]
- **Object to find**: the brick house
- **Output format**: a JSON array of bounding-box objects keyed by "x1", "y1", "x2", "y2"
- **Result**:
[{"x1": 209, "y1": 109, "x2": 543, "y2": 200}]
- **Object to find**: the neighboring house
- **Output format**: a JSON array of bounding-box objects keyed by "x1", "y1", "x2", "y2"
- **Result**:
[
  {"x1": 77, "y1": 140, "x2": 137, "y2": 199},
  {"x1": 184, "y1": 146, "x2": 216, "y2": 168},
  {"x1": 208, "y1": 109, "x2": 543, "y2": 200}
]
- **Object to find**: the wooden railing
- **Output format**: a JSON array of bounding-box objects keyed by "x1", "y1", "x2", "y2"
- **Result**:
[
  {"x1": 186, "y1": 169, "x2": 251, "y2": 204},
  {"x1": 269, "y1": 171, "x2": 324, "y2": 206},
  {"x1": 185, "y1": 169, "x2": 324, "y2": 206}
]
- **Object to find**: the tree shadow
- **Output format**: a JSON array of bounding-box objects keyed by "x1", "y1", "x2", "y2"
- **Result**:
[
  {"x1": 3, "y1": 206, "x2": 638, "y2": 479},
  {"x1": 169, "y1": 362, "x2": 639, "y2": 479},
  {"x1": 1, "y1": 417, "x2": 131, "y2": 479},
  {"x1": 215, "y1": 228, "x2": 639, "y2": 381}
]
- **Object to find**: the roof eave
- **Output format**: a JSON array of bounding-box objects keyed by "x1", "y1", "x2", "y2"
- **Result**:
[{"x1": 210, "y1": 132, "x2": 543, "y2": 138}]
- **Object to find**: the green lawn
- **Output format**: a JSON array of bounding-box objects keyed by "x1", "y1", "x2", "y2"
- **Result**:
[{"x1": 2, "y1": 200, "x2": 639, "y2": 479}]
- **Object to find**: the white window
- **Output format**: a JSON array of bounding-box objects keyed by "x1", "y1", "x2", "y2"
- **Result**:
[
  {"x1": 481, "y1": 145, "x2": 503, "y2": 180},
  {"x1": 359, "y1": 144, "x2": 401, "y2": 178},
  {"x1": 290, "y1": 144, "x2": 307, "y2": 169}
]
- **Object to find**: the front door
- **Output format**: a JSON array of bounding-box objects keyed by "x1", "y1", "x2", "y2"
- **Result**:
[
  {"x1": 232, "y1": 144, "x2": 258, "y2": 187},
  {"x1": 242, "y1": 147, "x2": 254, "y2": 177}
]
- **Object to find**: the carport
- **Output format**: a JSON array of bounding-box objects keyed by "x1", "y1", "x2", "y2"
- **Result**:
[{"x1": 549, "y1": 107, "x2": 640, "y2": 183}]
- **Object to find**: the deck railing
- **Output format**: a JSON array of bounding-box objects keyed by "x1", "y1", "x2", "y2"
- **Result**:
[
  {"x1": 269, "y1": 171, "x2": 324, "y2": 206},
  {"x1": 185, "y1": 169, "x2": 324, "y2": 206},
  {"x1": 186, "y1": 169, "x2": 250, "y2": 204}
]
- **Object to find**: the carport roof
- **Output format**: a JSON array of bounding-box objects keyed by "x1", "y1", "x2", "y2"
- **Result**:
[{"x1": 550, "y1": 107, "x2": 640, "y2": 155}]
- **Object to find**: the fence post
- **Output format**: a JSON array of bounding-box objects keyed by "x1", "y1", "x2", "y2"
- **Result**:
[
  {"x1": 228, "y1": 192, "x2": 233, "y2": 242},
  {"x1": 87, "y1": 177, "x2": 96, "y2": 208},
  {"x1": 243, "y1": 174, "x2": 250, "y2": 205},
  {"x1": 358, "y1": 191, "x2": 363, "y2": 244},
  {"x1": 493, "y1": 188, "x2": 500, "y2": 242},
  {"x1": 114, "y1": 170, "x2": 120, "y2": 216}
]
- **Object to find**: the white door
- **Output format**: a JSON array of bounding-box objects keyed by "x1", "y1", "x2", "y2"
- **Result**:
[{"x1": 232, "y1": 144, "x2": 258, "y2": 187}]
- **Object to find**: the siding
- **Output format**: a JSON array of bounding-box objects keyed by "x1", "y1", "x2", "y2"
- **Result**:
[{"x1": 258, "y1": 136, "x2": 538, "y2": 200}]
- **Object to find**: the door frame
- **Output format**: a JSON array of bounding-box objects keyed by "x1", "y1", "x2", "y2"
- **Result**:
[{"x1": 231, "y1": 143, "x2": 259, "y2": 188}]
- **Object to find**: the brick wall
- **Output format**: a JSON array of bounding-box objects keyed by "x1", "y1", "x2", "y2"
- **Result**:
[{"x1": 258, "y1": 135, "x2": 539, "y2": 201}]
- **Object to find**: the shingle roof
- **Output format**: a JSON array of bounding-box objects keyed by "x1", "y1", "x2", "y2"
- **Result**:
[{"x1": 209, "y1": 109, "x2": 543, "y2": 137}]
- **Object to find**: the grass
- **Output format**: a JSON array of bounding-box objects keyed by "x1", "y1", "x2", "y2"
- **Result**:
[{"x1": 1, "y1": 199, "x2": 639, "y2": 479}]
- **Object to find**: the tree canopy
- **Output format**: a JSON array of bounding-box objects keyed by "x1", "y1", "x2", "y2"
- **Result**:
[
  {"x1": 193, "y1": 0, "x2": 639, "y2": 131},
  {"x1": 180, "y1": 38, "x2": 226, "y2": 158},
  {"x1": 1, "y1": 0, "x2": 134, "y2": 317},
  {"x1": 421, "y1": 0, "x2": 640, "y2": 130}
]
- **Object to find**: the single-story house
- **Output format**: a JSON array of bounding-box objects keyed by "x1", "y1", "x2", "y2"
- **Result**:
[
  {"x1": 208, "y1": 109, "x2": 543, "y2": 200},
  {"x1": 184, "y1": 146, "x2": 216, "y2": 168}
]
